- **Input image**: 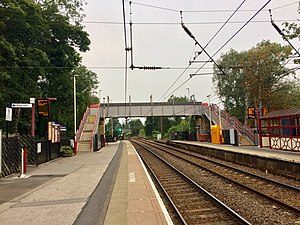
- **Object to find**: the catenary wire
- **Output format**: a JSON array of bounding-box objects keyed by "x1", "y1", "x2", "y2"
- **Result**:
[
  {"x1": 79, "y1": 19, "x2": 298, "y2": 26},
  {"x1": 144, "y1": 0, "x2": 274, "y2": 117},
  {"x1": 191, "y1": 0, "x2": 272, "y2": 77},
  {"x1": 156, "y1": 0, "x2": 273, "y2": 115},
  {"x1": 157, "y1": 1, "x2": 246, "y2": 102},
  {"x1": 125, "y1": 0, "x2": 296, "y2": 13},
  {"x1": 1, "y1": 19, "x2": 297, "y2": 25}
]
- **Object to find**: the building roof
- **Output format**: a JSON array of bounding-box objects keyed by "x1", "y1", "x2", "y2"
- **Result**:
[{"x1": 260, "y1": 107, "x2": 300, "y2": 119}]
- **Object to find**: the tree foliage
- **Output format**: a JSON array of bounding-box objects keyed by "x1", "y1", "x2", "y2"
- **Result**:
[
  {"x1": 283, "y1": 3, "x2": 300, "y2": 41},
  {"x1": 143, "y1": 95, "x2": 195, "y2": 138},
  {"x1": 0, "y1": 0, "x2": 97, "y2": 137},
  {"x1": 213, "y1": 40, "x2": 293, "y2": 124},
  {"x1": 129, "y1": 119, "x2": 144, "y2": 136},
  {"x1": 106, "y1": 118, "x2": 121, "y2": 136}
]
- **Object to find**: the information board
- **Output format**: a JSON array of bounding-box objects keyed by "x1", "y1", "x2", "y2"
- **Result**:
[{"x1": 37, "y1": 99, "x2": 49, "y2": 117}]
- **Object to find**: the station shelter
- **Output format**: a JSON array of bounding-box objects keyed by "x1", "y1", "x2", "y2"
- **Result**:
[{"x1": 259, "y1": 108, "x2": 300, "y2": 151}]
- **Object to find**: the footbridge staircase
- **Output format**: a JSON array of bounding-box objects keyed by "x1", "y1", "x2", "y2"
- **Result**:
[
  {"x1": 207, "y1": 104, "x2": 255, "y2": 145},
  {"x1": 75, "y1": 105, "x2": 101, "y2": 152}
]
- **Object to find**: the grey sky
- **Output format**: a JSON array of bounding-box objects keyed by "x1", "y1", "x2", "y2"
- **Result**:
[{"x1": 81, "y1": 0, "x2": 299, "y2": 105}]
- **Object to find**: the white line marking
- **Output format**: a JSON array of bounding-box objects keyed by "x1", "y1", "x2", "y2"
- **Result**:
[
  {"x1": 128, "y1": 172, "x2": 136, "y2": 183},
  {"x1": 129, "y1": 142, "x2": 174, "y2": 225}
]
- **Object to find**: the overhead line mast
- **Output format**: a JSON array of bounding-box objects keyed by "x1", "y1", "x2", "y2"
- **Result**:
[{"x1": 127, "y1": 1, "x2": 170, "y2": 70}]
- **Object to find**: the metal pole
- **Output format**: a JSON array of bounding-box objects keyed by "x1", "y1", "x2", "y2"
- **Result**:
[
  {"x1": 129, "y1": 95, "x2": 132, "y2": 119},
  {"x1": 171, "y1": 95, "x2": 175, "y2": 115},
  {"x1": 111, "y1": 117, "x2": 113, "y2": 138},
  {"x1": 207, "y1": 95, "x2": 212, "y2": 128},
  {"x1": 208, "y1": 95, "x2": 212, "y2": 142},
  {"x1": 20, "y1": 147, "x2": 27, "y2": 177},
  {"x1": 99, "y1": 89, "x2": 102, "y2": 105},
  {"x1": 219, "y1": 103, "x2": 222, "y2": 128},
  {"x1": 161, "y1": 117, "x2": 163, "y2": 135},
  {"x1": 30, "y1": 98, "x2": 35, "y2": 137},
  {"x1": 21, "y1": 148, "x2": 24, "y2": 176},
  {"x1": 31, "y1": 104, "x2": 35, "y2": 136},
  {"x1": 150, "y1": 95, "x2": 153, "y2": 117},
  {"x1": 186, "y1": 88, "x2": 190, "y2": 101},
  {"x1": 74, "y1": 75, "x2": 77, "y2": 135}
]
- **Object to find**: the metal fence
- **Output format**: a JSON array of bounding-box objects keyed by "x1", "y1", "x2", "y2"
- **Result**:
[
  {"x1": 1, "y1": 135, "x2": 71, "y2": 178},
  {"x1": 1, "y1": 136, "x2": 21, "y2": 177}
]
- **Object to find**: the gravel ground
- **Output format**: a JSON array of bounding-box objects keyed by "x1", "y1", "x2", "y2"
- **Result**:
[
  {"x1": 135, "y1": 144, "x2": 243, "y2": 225},
  {"x1": 135, "y1": 141, "x2": 300, "y2": 225}
]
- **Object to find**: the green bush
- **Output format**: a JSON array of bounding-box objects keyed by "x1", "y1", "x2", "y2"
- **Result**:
[{"x1": 60, "y1": 146, "x2": 74, "y2": 156}]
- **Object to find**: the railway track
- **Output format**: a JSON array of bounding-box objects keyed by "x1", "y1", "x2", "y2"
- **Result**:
[
  {"x1": 131, "y1": 139, "x2": 251, "y2": 225},
  {"x1": 130, "y1": 139, "x2": 300, "y2": 224},
  {"x1": 144, "y1": 140, "x2": 300, "y2": 213}
]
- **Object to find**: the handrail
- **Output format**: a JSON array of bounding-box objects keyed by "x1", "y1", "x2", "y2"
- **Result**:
[
  {"x1": 76, "y1": 106, "x2": 90, "y2": 143},
  {"x1": 90, "y1": 106, "x2": 101, "y2": 150},
  {"x1": 213, "y1": 105, "x2": 255, "y2": 144},
  {"x1": 231, "y1": 116, "x2": 255, "y2": 142}
]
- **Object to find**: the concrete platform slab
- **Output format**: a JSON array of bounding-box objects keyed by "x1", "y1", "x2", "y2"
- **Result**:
[{"x1": 104, "y1": 141, "x2": 173, "y2": 225}]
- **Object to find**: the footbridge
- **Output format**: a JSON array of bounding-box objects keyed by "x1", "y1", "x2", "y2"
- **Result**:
[
  {"x1": 99, "y1": 101, "x2": 255, "y2": 144},
  {"x1": 75, "y1": 102, "x2": 255, "y2": 152},
  {"x1": 99, "y1": 102, "x2": 207, "y2": 118}
]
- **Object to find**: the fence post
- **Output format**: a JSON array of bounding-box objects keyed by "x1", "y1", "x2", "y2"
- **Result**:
[{"x1": 20, "y1": 147, "x2": 27, "y2": 177}]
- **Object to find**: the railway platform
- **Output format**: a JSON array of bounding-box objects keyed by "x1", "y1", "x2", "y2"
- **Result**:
[
  {"x1": 0, "y1": 141, "x2": 172, "y2": 225},
  {"x1": 2, "y1": 139, "x2": 299, "y2": 224},
  {"x1": 168, "y1": 140, "x2": 300, "y2": 179}
]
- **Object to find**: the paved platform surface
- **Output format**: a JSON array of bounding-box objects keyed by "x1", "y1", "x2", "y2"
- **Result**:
[
  {"x1": 0, "y1": 141, "x2": 172, "y2": 225},
  {"x1": 103, "y1": 141, "x2": 172, "y2": 225},
  {"x1": 0, "y1": 142, "x2": 118, "y2": 225},
  {"x1": 172, "y1": 140, "x2": 300, "y2": 163}
]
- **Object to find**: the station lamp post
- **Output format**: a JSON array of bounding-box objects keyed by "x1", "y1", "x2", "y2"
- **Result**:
[
  {"x1": 74, "y1": 75, "x2": 79, "y2": 154},
  {"x1": 74, "y1": 75, "x2": 79, "y2": 135}
]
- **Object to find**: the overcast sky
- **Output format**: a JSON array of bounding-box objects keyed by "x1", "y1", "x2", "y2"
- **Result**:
[{"x1": 81, "y1": 0, "x2": 299, "y2": 105}]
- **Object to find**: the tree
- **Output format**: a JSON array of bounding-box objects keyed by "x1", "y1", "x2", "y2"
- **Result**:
[
  {"x1": 0, "y1": 0, "x2": 96, "y2": 137},
  {"x1": 213, "y1": 41, "x2": 292, "y2": 124},
  {"x1": 212, "y1": 49, "x2": 248, "y2": 123},
  {"x1": 283, "y1": 3, "x2": 300, "y2": 43},
  {"x1": 167, "y1": 95, "x2": 189, "y2": 103},
  {"x1": 144, "y1": 95, "x2": 191, "y2": 138},
  {"x1": 48, "y1": 65, "x2": 98, "y2": 137},
  {"x1": 36, "y1": 0, "x2": 87, "y2": 22},
  {"x1": 106, "y1": 118, "x2": 121, "y2": 136},
  {"x1": 265, "y1": 81, "x2": 300, "y2": 109},
  {"x1": 0, "y1": 0, "x2": 52, "y2": 133},
  {"x1": 144, "y1": 116, "x2": 172, "y2": 138},
  {"x1": 129, "y1": 119, "x2": 144, "y2": 136}
]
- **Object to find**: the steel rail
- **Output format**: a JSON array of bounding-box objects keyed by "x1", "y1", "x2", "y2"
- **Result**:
[
  {"x1": 151, "y1": 140, "x2": 300, "y2": 192},
  {"x1": 132, "y1": 142, "x2": 188, "y2": 225},
  {"x1": 139, "y1": 139, "x2": 300, "y2": 216},
  {"x1": 131, "y1": 139, "x2": 252, "y2": 225}
]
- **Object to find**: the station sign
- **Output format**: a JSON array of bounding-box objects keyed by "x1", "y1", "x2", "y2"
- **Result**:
[
  {"x1": 11, "y1": 103, "x2": 32, "y2": 108},
  {"x1": 5, "y1": 107, "x2": 12, "y2": 121}
]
